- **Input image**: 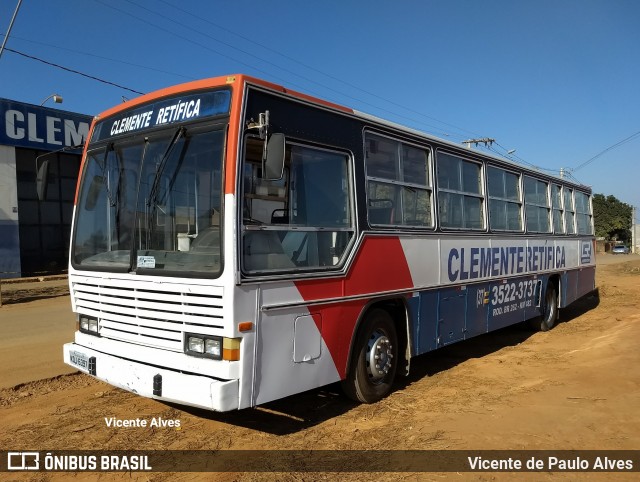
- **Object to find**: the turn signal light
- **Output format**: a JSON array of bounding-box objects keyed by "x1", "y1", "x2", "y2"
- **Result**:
[
  {"x1": 238, "y1": 322, "x2": 253, "y2": 332},
  {"x1": 223, "y1": 338, "x2": 240, "y2": 361}
]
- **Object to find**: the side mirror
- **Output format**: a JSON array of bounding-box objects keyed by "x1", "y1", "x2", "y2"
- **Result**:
[
  {"x1": 262, "y1": 133, "x2": 285, "y2": 180},
  {"x1": 36, "y1": 158, "x2": 50, "y2": 201}
]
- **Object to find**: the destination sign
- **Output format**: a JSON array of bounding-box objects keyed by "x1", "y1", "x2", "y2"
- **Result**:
[{"x1": 90, "y1": 89, "x2": 231, "y2": 142}]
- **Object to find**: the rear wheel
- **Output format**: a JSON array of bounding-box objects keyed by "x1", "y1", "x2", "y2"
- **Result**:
[
  {"x1": 531, "y1": 282, "x2": 558, "y2": 331},
  {"x1": 342, "y1": 309, "x2": 398, "y2": 403}
]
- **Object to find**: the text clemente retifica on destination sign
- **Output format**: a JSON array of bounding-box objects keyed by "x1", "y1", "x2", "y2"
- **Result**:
[{"x1": 104, "y1": 417, "x2": 180, "y2": 428}]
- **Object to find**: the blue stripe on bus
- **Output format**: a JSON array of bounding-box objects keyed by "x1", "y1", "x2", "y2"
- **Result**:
[{"x1": 408, "y1": 266, "x2": 595, "y2": 357}]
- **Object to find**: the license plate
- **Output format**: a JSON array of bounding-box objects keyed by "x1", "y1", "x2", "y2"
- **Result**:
[{"x1": 69, "y1": 350, "x2": 89, "y2": 371}]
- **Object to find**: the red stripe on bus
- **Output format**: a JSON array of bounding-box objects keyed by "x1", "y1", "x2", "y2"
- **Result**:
[{"x1": 295, "y1": 236, "x2": 413, "y2": 377}]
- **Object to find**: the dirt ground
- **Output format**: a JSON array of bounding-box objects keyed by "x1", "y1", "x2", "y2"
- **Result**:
[
  {"x1": 0, "y1": 278, "x2": 75, "y2": 388},
  {"x1": 1, "y1": 256, "x2": 639, "y2": 481}
]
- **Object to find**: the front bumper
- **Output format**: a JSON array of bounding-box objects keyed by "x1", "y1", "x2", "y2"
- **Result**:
[{"x1": 63, "y1": 343, "x2": 239, "y2": 411}]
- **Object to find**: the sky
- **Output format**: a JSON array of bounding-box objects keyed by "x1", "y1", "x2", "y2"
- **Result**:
[{"x1": 1, "y1": 0, "x2": 639, "y2": 216}]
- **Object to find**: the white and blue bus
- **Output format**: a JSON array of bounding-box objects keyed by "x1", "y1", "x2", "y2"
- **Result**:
[{"x1": 60, "y1": 75, "x2": 595, "y2": 410}]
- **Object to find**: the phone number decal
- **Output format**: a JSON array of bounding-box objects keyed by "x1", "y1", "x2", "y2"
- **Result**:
[{"x1": 475, "y1": 280, "x2": 540, "y2": 317}]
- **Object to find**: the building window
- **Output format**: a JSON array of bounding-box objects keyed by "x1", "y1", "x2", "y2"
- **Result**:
[
  {"x1": 437, "y1": 151, "x2": 484, "y2": 230},
  {"x1": 487, "y1": 166, "x2": 522, "y2": 231},
  {"x1": 15, "y1": 148, "x2": 80, "y2": 275},
  {"x1": 365, "y1": 133, "x2": 433, "y2": 227}
]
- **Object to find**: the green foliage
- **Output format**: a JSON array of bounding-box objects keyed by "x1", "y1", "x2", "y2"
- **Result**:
[{"x1": 592, "y1": 193, "x2": 632, "y2": 242}]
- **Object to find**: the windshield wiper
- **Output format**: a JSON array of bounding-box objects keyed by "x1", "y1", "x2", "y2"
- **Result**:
[
  {"x1": 146, "y1": 127, "x2": 186, "y2": 207},
  {"x1": 100, "y1": 142, "x2": 116, "y2": 206}
]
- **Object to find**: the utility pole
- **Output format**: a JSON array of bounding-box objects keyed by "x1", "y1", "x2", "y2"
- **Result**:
[
  {"x1": 0, "y1": 0, "x2": 23, "y2": 60},
  {"x1": 632, "y1": 205, "x2": 636, "y2": 254},
  {"x1": 463, "y1": 138, "x2": 495, "y2": 149}
]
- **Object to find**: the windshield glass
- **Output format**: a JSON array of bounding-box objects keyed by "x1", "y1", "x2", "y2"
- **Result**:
[{"x1": 73, "y1": 126, "x2": 224, "y2": 276}]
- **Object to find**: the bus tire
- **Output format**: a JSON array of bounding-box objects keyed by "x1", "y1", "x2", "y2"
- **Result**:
[
  {"x1": 532, "y1": 282, "x2": 558, "y2": 332},
  {"x1": 342, "y1": 308, "x2": 398, "y2": 404}
]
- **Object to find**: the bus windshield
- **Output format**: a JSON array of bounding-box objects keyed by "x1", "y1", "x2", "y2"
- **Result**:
[{"x1": 72, "y1": 126, "x2": 225, "y2": 276}]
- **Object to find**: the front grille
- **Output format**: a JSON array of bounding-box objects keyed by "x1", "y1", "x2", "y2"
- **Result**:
[{"x1": 71, "y1": 276, "x2": 225, "y2": 351}]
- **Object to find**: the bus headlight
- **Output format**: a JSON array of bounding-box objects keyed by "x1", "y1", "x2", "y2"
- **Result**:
[
  {"x1": 185, "y1": 334, "x2": 223, "y2": 360},
  {"x1": 88, "y1": 318, "x2": 99, "y2": 333},
  {"x1": 79, "y1": 315, "x2": 100, "y2": 336},
  {"x1": 187, "y1": 336, "x2": 205, "y2": 354},
  {"x1": 205, "y1": 338, "x2": 221, "y2": 358}
]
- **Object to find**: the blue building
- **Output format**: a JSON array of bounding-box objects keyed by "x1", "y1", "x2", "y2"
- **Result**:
[{"x1": 0, "y1": 99, "x2": 92, "y2": 278}]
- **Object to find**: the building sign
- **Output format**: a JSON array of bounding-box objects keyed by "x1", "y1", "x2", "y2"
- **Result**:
[
  {"x1": 0, "y1": 99, "x2": 92, "y2": 151},
  {"x1": 90, "y1": 89, "x2": 231, "y2": 143}
]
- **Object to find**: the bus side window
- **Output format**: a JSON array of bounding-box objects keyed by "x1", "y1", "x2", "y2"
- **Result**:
[
  {"x1": 241, "y1": 137, "x2": 354, "y2": 273},
  {"x1": 368, "y1": 198, "x2": 395, "y2": 224},
  {"x1": 364, "y1": 133, "x2": 433, "y2": 228}
]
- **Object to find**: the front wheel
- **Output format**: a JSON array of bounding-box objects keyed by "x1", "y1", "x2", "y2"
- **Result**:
[
  {"x1": 531, "y1": 282, "x2": 558, "y2": 332},
  {"x1": 342, "y1": 309, "x2": 398, "y2": 403}
]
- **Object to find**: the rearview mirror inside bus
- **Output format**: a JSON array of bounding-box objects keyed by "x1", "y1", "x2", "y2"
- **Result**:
[
  {"x1": 84, "y1": 175, "x2": 104, "y2": 211},
  {"x1": 261, "y1": 133, "x2": 285, "y2": 180}
]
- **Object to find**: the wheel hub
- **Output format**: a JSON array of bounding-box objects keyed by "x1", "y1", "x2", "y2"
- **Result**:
[{"x1": 366, "y1": 330, "x2": 393, "y2": 382}]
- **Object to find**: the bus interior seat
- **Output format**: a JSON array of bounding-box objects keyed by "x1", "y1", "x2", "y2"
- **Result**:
[{"x1": 271, "y1": 209, "x2": 289, "y2": 225}]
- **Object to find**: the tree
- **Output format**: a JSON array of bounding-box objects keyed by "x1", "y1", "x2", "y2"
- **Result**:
[{"x1": 592, "y1": 193, "x2": 632, "y2": 242}]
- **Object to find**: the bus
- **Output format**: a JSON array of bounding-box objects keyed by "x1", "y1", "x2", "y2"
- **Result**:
[{"x1": 59, "y1": 74, "x2": 596, "y2": 411}]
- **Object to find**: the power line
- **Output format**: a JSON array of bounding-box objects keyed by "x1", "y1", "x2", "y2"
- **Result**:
[
  {"x1": 573, "y1": 129, "x2": 640, "y2": 172},
  {"x1": 563, "y1": 171, "x2": 587, "y2": 186},
  {"x1": 4, "y1": 47, "x2": 145, "y2": 95},
  {"x1": 103, "y1": 0, "x2": 473, "y2": 139},
  {"x1": 492, "y1": 141, "x2": 569, "y2": 177},
  {"x1": 92, "y1": 2, "x2": 301, "y2": 93},
  {"x1": 0, "y1": 0, "x2": 23, "y2": 60},
  {"x1": 3, "y1": 0, "x2": 485, "y2": 141},
  {"x1": 6, "y1": 1, "x2": 539, "y2": 152},
  {"x1": 488, "y1": 143, "x2": 542, "y2": 171},
  {"x1": 112, "y1": 0, "x2": 455, "y2": 137},
  {"x1": 1, "y1": 33, "x2": 196, "y2": 81},
  {"x1": 154, "y1": 0, "x2": 483, "y2": 140}
]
